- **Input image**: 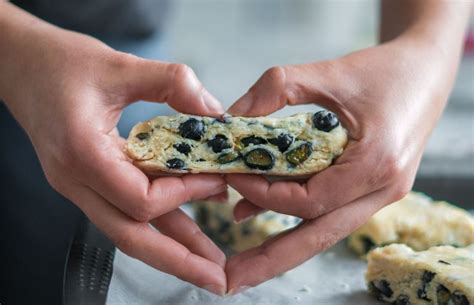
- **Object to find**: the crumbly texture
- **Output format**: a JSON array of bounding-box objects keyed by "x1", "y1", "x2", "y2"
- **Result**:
[
  {"x1": 192, "y1": 188, "x2": 301, "y2": 252},
  {"x1": 366, "y1": 244, "x2": 473, "y2": 305},
  {"x1": 348, "y1": 192, "x2": 474, "y2": 256},
  {"x1": 126, "y1": 112, "x2": 347, "y2": 176}
]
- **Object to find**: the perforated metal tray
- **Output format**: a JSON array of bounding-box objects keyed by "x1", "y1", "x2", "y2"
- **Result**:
[{"x1": 63, "y1": 219, "x2": 115, "y2": 305}]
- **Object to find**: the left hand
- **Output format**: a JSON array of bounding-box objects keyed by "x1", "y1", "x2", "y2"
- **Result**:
[{"x1": 224, "y1": 37, "x2": 457, "y2": 293}]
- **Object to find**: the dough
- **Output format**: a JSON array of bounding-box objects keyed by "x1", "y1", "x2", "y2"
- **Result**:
[
  {"x1": 347, "y1": 192, "x2": 474, "y2": 256},
  {"x1": 192, "y1": 188, "x2": 301, "y2": 252},
  {"x1": 126, "y1": 111, "x2": 347, "y2": 176},
  {"x1": 366, "y1": 244, "x2": 473, "y2": 305}
]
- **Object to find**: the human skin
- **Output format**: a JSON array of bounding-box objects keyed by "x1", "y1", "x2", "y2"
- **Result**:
[
  {"x1": 0, "y1": 0, "x2": 471, "y2": 297},
  {"x1": 0, "y1": 1, "x2": 228, "y2": 296},
  {"x1": 224, "y1": 0, "x2": 472, "y2": 294}
]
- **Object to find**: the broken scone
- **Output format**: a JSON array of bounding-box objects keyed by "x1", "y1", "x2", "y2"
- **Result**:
[
  {"x1": 126, "y1": 111, "x2": 347, "y2": 176},
  {"x1": 192, "y1": 188, "x2": 301, "y2": 252},
  {"x1": 348, "y1": 192, "x2": 474, "y2": 256},
  {"x1": 366, "y1": 244, "x2": 473, "y2": 305}
]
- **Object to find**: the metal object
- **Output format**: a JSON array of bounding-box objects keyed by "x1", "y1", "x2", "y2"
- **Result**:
[{"x1": 63, "y1": 218, "x2": 115, "y2": 305}]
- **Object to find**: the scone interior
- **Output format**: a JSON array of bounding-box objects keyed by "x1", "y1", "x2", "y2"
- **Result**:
[
  {"x1": 192, "y1": 188, "x2": 301, "y2": 252},
  {"x1": 348, "y1": 192, "x2": 474, "y2": 256},
  {"x1": 126, "y1": 111, "x2": 347, "y2": 175},
  {"x1": 366, "y1": 244, "x2": 473, "y2": 305}
]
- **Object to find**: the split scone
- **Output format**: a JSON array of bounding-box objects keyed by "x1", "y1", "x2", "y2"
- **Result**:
[
  {"x1": 366, "y1": 244, "x2": 473, "y2": 305},
  {"x1": 192, "y1": 188, "x2": 301, "y2": 252},
  {"x1": 126, "y1": 111, "x2": 347, "y2": 176},
  {"x1": 348, "y1": 192, "x2": 474, "y2": 256}
]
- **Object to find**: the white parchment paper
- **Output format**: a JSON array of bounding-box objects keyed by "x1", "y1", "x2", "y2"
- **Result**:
[{"x1": 106, "y1": 242, "x2": 383, "y2": 305}]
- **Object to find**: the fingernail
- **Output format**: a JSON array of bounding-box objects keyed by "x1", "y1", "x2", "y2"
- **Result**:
[
  {"x1": 202, "y1": 284, "x2": 226, "y2": 296},
  {"x1": 203, "y1": 89, "x2": 224, "y2": 114},
  {"x1": 227, "y1": 285, "x2": 251, "y2": 296},
  {"x1": 233, "y1": 214, "x2": 254, "y2": 224},
  {"x1": 227, "y1": 94, "x2": 252, "y2": 116}
]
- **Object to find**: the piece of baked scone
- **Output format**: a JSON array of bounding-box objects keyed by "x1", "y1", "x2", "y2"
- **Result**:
[
  {"x1": 192, "y1": 188, "x2": 301, "y2": 252},
  {"x1": 126, "y1": 111, "x2": 347, "y2": 176},
  {"x1": 348, "y1": 192, "x2": 474, "y2": 256},
  {"x1": 366, "y1": 244, "x2": 473, "y2": 305}
]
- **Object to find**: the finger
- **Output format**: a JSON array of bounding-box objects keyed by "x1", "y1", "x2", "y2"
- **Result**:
[
  {"x1": 151, "y1": 208, "x2": 226, "y2": 268},
  {"x1": 77, "y1": 132, "x2": 227, "y2": 222},
  {"x1": 202, "y1": 189, "x2": 229, "y2": 204},
  {"x1": 67, "y1": 183, "x2": 226, "y2": 295},
  {"x1": 125, "y1": 58, "x2": 224, "y2": 116},
  {"x1": 227, "y1": 63, "x2": 339, "y2": 118},
  {"x1": 233, "y1": 199, "x2": 266, "y2": 223},
  {"x1": 226, "y1": 188, "x2": 391, "y2": 293},
  {"x1": 225, "y1": 141, "x2": 384, "y2": 219}
]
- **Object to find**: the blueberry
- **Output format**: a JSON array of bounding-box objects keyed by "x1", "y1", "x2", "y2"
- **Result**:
[
  {"x1": 370, "y1": 280, "x2": 393, "y2": 300},
  {"x1": 417, "y1": 271, "x2": 436, "y2": 301},
  {"x1": 178, "y1": 118, "x2": 204, "y2": 140},
  {"x1": 196, "y1": 206, "x2": 209, "y2": 226},
  {"x1": 241, "y1": 136, "x2": 267, "y2": 147},
  {"x1": 393, "y1": 295, "x2": 410, "y2": 305},
  {"x1": 450, "y1": 291, "x2": 469, "y2": 305},
  {"x1": 136, "y1": 132, "x2": 150, "y2": 140},
  {"x1": 217, "y1": 151, "x2": 240, "y2": 164},
  {"x1": 286, "y1": 142, "x2": 313, "y2": 166},
  {"x1": 312, "y1": 110, "x2": 339, "y2": 132},
  {"x1": 207, "y1": 134, "x2": 231, "y2": 153},
  {"x1": 360, "y1": 235, "x2": 376, "y2": 254},
  {"x1": 436, "y1": 285, "x2": 451, "y2": 305},
  {"x1": 243, "y1": 148, "x2": 275, "y2": 170},
  {"x1": 268, "y1": 133, "x2": 294, "y2": 152},
  {"x1": 173, "y1": 143, "x2": 192, "y2": 155},
  {"x1": 166, "y1": 158, "x2": 185, "y2": 169}
]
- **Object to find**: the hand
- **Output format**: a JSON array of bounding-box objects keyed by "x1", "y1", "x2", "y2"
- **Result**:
[
  {"x1": 224, "y1": 37, "x2": 457, "y2": 292},
  {"x1": 1, "y1": 26, "x2": 228, "y2": 294}
]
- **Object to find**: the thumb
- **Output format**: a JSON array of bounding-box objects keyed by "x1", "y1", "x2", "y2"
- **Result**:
[
  {"x1": 125, "y1": 58, "x2": 224, "y2": 117},
  {"x1": 228, "y1": 63, "x2": 337, "y2": 117}
]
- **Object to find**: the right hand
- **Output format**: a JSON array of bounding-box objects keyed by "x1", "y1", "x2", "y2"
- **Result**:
[{"x1": 1, "y1": 24, "x2": 227, "y2": 295}]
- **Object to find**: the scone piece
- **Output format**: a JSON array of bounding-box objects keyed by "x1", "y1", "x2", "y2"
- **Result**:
[
  {"x1": 126, "y1": 111, "x2": 347, "y2": 176},
  {"x1": 348, "y1": 192, "x2": 474, "y2": 256},
  {"x1": 192, "y1": 188, "x2": 301, "y2": 252},
  {"x1": 366, "y1": 244, "x2": 473, "y2": 305}
]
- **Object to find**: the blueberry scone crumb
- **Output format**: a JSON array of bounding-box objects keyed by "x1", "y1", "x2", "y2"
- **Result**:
[
  {"x1": 126, "y1": 111, "x2": 347, "y2": 175},
  {"x1": 192, "y1": 188, "x2": 301, "y2": 252},
  {"x1": 366, "y1": 244, "x2": 473, "y2": 305},
  {"x1": 348, "y1": 192, "x2": 474, "y2": 256}
]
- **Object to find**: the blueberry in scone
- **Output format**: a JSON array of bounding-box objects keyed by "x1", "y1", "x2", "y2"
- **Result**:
[{"x1": 126, "y1": 112, "x2": 347, "y2": 175}]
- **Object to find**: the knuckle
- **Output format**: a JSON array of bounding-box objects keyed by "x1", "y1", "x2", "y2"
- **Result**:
[
  {"x1": 263, "y1": 65, "x2": 287, "y2": 86},
  {"x1": 382, "y1": 153, "x2": 404, "y2": 180},
  {"x1": 170, "y1": 63, "x2": 195, "y2": 85},
  {"x1": 113, "y1": 225, "x2": 145, "y2": 257},
  {"x1": 130, "y1": 202, "x2": 155, "y2": 223},
  {"x1": 301, "y1": 200, "x2": 322, "y2": 220},
  {"x1": 391, "y1": 179, "x2": 413, "y2": 202}
]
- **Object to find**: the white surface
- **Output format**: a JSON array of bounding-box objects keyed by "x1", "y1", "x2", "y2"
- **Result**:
[{"x1": 106, "y1": 242, "x2": 383, "y2": 305}]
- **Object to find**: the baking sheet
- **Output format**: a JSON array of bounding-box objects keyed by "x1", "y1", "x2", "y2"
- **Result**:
[{"x1": 106, "y1": 241, "x2": 383, "y2": 305}]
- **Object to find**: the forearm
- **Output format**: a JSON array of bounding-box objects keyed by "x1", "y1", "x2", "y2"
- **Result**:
[
  {"x1": 0, "y1": 2, "x2": 112, "y2": 130},
  {"x1": 380, "y1": 0, "x2": 471, "y2": 127},
  {"x1": 0, "y1": 2, "x2": 55, "y2": 103},
  {"x1": 381, "y1": 0, "x2": 471, "y2": 47}
]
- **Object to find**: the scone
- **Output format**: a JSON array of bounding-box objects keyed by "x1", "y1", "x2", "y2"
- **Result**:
[
  {"x1": 192, "y1": 188, "x2": 301, "y2": 252},
  {"x1": 366, "y1": 244, "x2": 473, "y2": 305},
  {"x1": 126, "y1": 111, "x2": 347, "y2": 176},
  {"x1": 348, "y1": 192, "x2": 474, "y2": 256}
]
